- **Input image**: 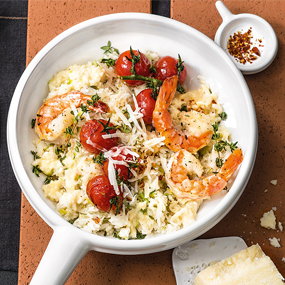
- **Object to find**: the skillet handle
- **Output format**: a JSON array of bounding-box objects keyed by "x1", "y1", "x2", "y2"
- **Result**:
[{"x1": 30, "y1": 228, "x2": 89, "y2": 285}]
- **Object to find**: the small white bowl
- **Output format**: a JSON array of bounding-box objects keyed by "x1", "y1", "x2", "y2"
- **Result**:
[{"x1": 215, "y1": 1, "x2": 278, "y2": 75}]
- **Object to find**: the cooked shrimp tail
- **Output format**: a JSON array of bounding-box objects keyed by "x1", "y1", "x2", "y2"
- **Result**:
[
  {"x1": 153, "y1": 75, "x2": 213, "y2": 153},
  {"x1": 166, "y1": 148, "x2": 243, "y2": 199},
  {"x1": 35, "y1": 91, "x2": 109, "y2": 141},
  {"x1": 154, "y1": 75, "x2": 178, "y2": 111},
  {"x1": 219, "y1": 148, "x2": 243, "y2": 181}
]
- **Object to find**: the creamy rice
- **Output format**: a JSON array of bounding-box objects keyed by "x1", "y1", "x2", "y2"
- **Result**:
[{"x1": 31, "y1": 47, "x2": 235, "y2": 239}]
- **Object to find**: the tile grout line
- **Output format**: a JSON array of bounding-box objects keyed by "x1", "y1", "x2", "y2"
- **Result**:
[{"x1": 0, "y1": 16, "x2": 27, "y2": 20}]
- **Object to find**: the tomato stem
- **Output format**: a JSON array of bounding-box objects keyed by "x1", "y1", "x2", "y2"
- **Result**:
[
  {"x1": 120, "y1": 74, "x2": 162, "y2": 85},
  {"x1": 120, "y1": 74, "x2": 185, "y2": 95}
]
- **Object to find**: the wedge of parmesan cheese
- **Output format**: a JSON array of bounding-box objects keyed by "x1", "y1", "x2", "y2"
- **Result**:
[
  {"x1": 260, "y1": 209, "x2": 276, "y2": 229},
  {"x1": 194, "y1": 244, "x2": 284, "y2": 285}
]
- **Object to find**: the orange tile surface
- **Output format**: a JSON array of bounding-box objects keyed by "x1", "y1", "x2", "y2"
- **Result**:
[
  {"x1": 172, "y1": 0, "x2": 285, "y2": 277},
  {"x1": 20, "y1": 0, "x2": 285, "y2": 284}
]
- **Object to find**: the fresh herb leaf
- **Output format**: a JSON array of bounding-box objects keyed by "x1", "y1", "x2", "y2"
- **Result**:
[
  {"x1": 80, "y1": 104, "x2": 90, "y2": 113},
  {"x1": 149, "y1": 64, "x2": 157, "y2": 74},
  {"x1": 59, "y1": 155, "x2": 66, "y2": 166},
  {"x1": 123, "y1": 198, "x2": 131, "y2": 211},
  {"x1": 122, "y1": 109, "x2": 130, "y2": 119},
  {"x1": 176, "y1": 54, "x2": 185, "y2": 79},
  {"x1": 31, "y1": 150, "x2": 40, "y2": 160},
  {"x1": 100, "y1": 58, "x2": 116, "y2": 67},
  {"x1": 68, "y1": 217, "x2": 78, "y2": 224},
  {"x1": 118, "y1": 124, "x2": 132, "y2": 133},
  {"x1": 32, "y1": 165, "x2": 42, "y2": 177},
  {"x1": 137, "y1": 192, "x2": 149, "y2": 203},
  {"x1": 44, "y1": 175, "x2": 57, "y2": 185},
  {"x1": 219, "y1": 112, "x2": 227, "y2": 121},
  {"x1": 180, "y1": 104, "x2": 187, "y2": 112},
  {"x1": 93, "y1": 152, "x2": 107, "y2": 165},
  {"x1": 214, "y1": 140, "x2": 238, "y2": 153},
  {"x1": 64, "y1": 126, "x2": 75, "y2": 136},
  {"x1": 212, "y1": 132, "x2": 220, "y2": 140},
  {"x1": 212, "y1": 123, "x2": 219, "y2": 133},
  {"x1": 87, "y1": 94, "x2": 101, "y2": 106},
  {"x1": 126, "y1": 46, "x2": 141, "y2": 75},
  {"x1": 113, "y1": 230, "x2": 122, "y2": 239},
  {"x1": 215, "y1": 157, "x2": 224, "y2": 168},
  {"x1": 98, "y1": 118, "x2": 117, "y2": 134},
  {"x1": 136, "y1": 230, "x2": 146, "y2": 239},
  {"x1": 55, "y1": 145, "x2": 64, "y2": 156},
  {"x1": 149, "y1": 190, "x2": 156, "y2": 198},
  {"x1": 115, "y1": 169, "x2": 125, "y2": 186},
  {"x1": 109, "y1": 196, "x2": 121, "y2": 215},
  {"x1": 31, "y1": 118, "x2": 36, "y2": 129},
  {"x1": 100, "y1": 41, "x2": 119, "y2": 55},
  {"x1": 128, "y1": 158, "x2": 140, "y2": 169}
]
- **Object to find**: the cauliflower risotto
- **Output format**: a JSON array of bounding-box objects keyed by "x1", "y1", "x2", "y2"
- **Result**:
[{"x1": 31, "y1": 43, "x2": 242, "y2": 240}]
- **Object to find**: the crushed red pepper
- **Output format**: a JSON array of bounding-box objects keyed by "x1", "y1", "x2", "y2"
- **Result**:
[{"x1": 227, "y1": 28, "x2": 262, "y2": 64}]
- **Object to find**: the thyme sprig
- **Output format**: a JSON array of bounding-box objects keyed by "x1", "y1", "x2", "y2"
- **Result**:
[
  {"x1": 100, "y1": 58, "x2": 116, "y2": 67},
  {"x1": 100, "y1": 41, "x2": 119, "y2": 55},
  {"x1": 98, "y1": 118, "x2": 117, "y2": 134},
  {"x1": 176, "y1": 54, "x2": 185, "y2": 79},
  {"x1": 44, "y1": 175, "x2": 58, "y2": 185},
  {"x1": 31, "y1": 150, "x2": 40, "y2": 160},
  {"x1": 32, "y1": 165, "x2": 42, "y2": 177},
  {"x1": 126, "y1": 46, "x2": 141, "y2": 75},
  {"x1": 31, "y1": 118, "x2": 36, "y2": 129},
  {"x1": 87, "y1": 94, "x2": 101, "y2": 106},
  {"x1": 211, "y1": 113, "x2": 238, "y2": 167},
  {"x1": 109, "y1": 196, "x2": 121, "y2": 215},
  {"x1": 93, "y1": 152, "x2": 107, "y2": 165}
]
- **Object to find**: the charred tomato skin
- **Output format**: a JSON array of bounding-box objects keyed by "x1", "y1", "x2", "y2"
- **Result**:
[
  {"x1": 80, "y1": 119, "x2": 118, "y2": 154},
  {"x1": 86, "y1": 175, "x2": 123, "y2": 212}
]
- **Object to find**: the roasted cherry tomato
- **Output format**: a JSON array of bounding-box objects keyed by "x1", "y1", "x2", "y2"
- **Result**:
[
  {"x1": 103, "y1": 152, "x2": 135, "y2": 181},
  {"x1": 134, "y1": 89, "x2": 156, "y2": 125},
  {"x1": 86, "y1": 175, "x2": 123, "y2": 213},
  {"x1": 115, "y1": 50, "x2": 151, "y2": 86},
  {"x1": 80, "y1": 119, "x2": 118, "y2": 154},
  {"x1": 154, "y1": 56, "x2": 187, "y2": 85}
]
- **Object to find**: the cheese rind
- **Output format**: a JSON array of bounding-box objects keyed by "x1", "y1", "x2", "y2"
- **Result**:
[{"x1": 194, "y1": 244, "x2": 284, "y2": 285}]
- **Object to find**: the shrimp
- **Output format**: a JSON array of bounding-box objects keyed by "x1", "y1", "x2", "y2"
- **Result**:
[
  {"x1": 35, "y1": 91, "x2": 109, "y2": 141},
  {"x1": 153, "y1": 75, "x2": 213, "y2": 153},
  {"x1": 165, "y1": 148, "x2": 243, "y2": 199}
]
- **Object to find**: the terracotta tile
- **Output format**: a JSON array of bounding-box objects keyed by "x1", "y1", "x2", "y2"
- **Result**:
[
  {"x1": 26, "y1": 0, "x2": 151, "y2": 63},
  {"x1": 171, "y1": 0, "x2": 285, "y2": 276}
]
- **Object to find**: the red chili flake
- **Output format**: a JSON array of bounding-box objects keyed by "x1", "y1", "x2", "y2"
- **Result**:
[
  {"x1": 94, "y1": 217, "x2": 100, "y2": 224},
  {"x1": 252, "y1": 47, "x2": 261, "y2": 56},
  {"x1": 227, "y1": 28, "x2": 262, "y2": 64}
]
